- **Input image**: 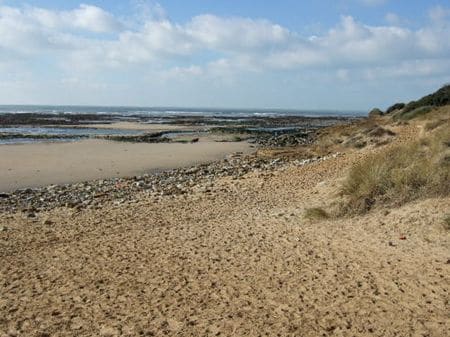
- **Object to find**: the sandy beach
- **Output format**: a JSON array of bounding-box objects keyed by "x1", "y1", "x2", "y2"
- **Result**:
[
  {"x1": 1, "y1": 96, "x2": 449, "y2": 337},
  {"x1": 0, "y1": 139, "x2": 251, "y2": 192},
  {"x1": 1, "y1": 106, "x2": 449, "y2": 336}
]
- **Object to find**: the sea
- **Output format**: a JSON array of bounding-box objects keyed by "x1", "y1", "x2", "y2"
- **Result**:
[{"x1": 0, "y1": 105, "x2": 365, "y2": 118}]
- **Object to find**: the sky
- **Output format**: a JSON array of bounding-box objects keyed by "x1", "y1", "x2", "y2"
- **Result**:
[{"x1": 0, "y1": 1, "x2": 449, "y2": 110}]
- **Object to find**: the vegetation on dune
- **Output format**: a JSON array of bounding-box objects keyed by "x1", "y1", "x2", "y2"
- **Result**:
[
  {"x1": 404, "y1": 84, "x2": 450, "y2": 111},
  {"x1": 396, "y1": 106, "x2": 433, "y2": 120},
  {"x1": 304, "y1": 207, "x2": 330, "y2": 220},
  {"x1": 368, "y1": 108, "x2": 383, "y2": 117},
  {"x1": 444, "y1": 214, "x2": 450, "y2": 230},
  {"x1": 386, "y1": 102, "x2": 405, "y2": 114},
  {"x1": 339, "y1": 120, "x2": 450, "y2": 214},
  {"x1": 392, "y1": 84, "x2": 450, "y2": 120},
  {"x1": 424, "y1": 118, "x2": 448, "y2": 131},
  {"x1": 316, "y1": 118, "x2": 396, "y2": 150}
]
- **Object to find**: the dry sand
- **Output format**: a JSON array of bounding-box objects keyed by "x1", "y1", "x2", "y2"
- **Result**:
[
  {"x1": 0, "y1": 139, "x2": 251, "y2": 192},
  {"x1": 0, "y1": 121, "x2": 449, "y2": 337}
]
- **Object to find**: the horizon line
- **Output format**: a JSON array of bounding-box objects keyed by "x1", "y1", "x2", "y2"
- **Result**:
[{"x1": 0, "y1": 103, "x2": 366, "y2": 113}]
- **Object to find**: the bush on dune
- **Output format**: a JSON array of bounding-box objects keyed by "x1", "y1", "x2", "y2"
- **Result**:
[
  {"x1": 395, "y1": 84, "x2": 450, "y2": 120},
  {"x1": 340, "y1": 121, "x2": 450, "y2": 214}
]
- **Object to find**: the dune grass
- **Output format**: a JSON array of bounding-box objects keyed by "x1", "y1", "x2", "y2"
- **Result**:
[
  {"x1": 395, "y1": 106, "x2": 433, "y2": 120},
  {"x1": 424, "y1": 118, "x2": 448, "y2": 131},
  {"x1": 340, "y1": 121, "x2": 450, "y2": 214},
  {"x1": 304, "y1": 207, "x2": 330, "y2": 220},
  {"x1": 444, "y1": 215, "x2": 450, "y2": 230}
]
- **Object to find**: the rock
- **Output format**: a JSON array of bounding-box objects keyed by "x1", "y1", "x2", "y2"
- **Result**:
[
  {"x1": 7, "y1": 328, "x2": 18, "y2": 337},
  {"x1": 70, "y1": 317, "x2": 84, "y2": 330},
  {"x1": 0, "y1": 226, "x2": 8, "y2": 232},
  {"x1": 165, "y1": 318, "x2": 183, "y2": 332},
  {"x1": 0, "y1": 193, "x2": 10, "y2": 198}
]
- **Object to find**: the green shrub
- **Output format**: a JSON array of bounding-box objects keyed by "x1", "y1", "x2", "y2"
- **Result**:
[
  {"x1": 401, "y1": 84, "x2": 450, "y2": 116},
  {"x1": 386, "y1": 102, "x2": 405, "y2": 114}
]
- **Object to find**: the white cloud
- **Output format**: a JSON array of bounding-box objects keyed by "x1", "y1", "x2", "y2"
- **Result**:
[
  {"x1": 428, "y1": 5, "x2": 450, "y2": 22},
  {"x1": 0, "y1": 4, "x2": 122, "y2": 57},
  {"x1": 362, "y1": 59, "x2": 450, "y2": 80},
  {"x1": 0, "y1": 2, "x2": 450, "y2": 107},
  {"x1": 132, "y1": 1, "x2": 166, "y2": 19},
  {"x1": 5, "y1": 4, "x2": 122, "y2": 33},
  {"x1": 1, "y1": 4, "x2": 449, "y2": 71},
  {"x1": 186, "y1": 15, "x2": 291, "y2": 51}
]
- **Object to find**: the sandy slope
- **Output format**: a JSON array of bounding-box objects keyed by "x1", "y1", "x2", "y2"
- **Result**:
[{"x1": 0, "y1": 122, "x2": 449, "y2": 336}]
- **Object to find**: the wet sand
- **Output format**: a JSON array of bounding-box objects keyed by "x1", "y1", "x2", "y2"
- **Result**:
[{"x1": 0, "y1": 139, "x2": 252, "y2": 192}]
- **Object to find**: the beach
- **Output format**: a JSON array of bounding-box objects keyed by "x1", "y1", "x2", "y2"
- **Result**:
[
  {"x1": 0, "y1": 113, "x2": 346, "y2": 192},
  {"x1": 0, "y1": 138, "x2": 251, "y2": 192},
  {"x1": 1, "y1": 105, "x2": 449, "y2": 336},
  {"x1": 1, "y1": 119, "x2": 449, "y2": 336}
]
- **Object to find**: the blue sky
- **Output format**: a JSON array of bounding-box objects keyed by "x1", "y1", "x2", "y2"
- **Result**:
[{"x1": 0, "y1": 0, "x2": 449, "y2": 110}]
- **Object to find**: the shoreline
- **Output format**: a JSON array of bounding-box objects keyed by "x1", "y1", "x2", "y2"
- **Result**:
[
  {"x1": 0, "y1": 138, "x2": 252, "y2": 193},
  {"x1": 0, "y1": 116, "x2": 354, "y2": 193},
  {"x1": 0, "y1": 148, "x2": 339, "y2": 213}
]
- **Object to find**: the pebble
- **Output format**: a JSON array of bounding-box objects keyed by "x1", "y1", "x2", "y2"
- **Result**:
[
  {"x1": 0, "y1": 152, "x2": 340, "y2": 213},
  {"x1": 99, "y1": 327, "x2": 120, "y2": 337}
]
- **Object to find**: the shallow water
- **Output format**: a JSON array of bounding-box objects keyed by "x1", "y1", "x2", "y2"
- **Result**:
[
  {"x1": 0, "y1": 127, "x2": 142, "y2": 144},
  {"x1": 0, "y1": 138, "x2": 80, "y2": 145},
  {"x1": 0, "y1": 126, "x2": 140, "y2": 136}
]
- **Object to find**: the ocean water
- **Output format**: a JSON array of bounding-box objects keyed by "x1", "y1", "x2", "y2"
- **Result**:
[
  {"x1": 0, "y1": 126, "x2": 141, "y2": 145},
  {"x1": 0, "y1": 127, "x2": 140, "y2": 136},
  {"x1": 0, "y1": 105, "x2": 366, "y2": 118}
]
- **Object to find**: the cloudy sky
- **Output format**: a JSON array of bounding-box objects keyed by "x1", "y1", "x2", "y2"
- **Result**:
[{"x1": 0, "y1": 0, "x2": 449, "y2": 110}]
